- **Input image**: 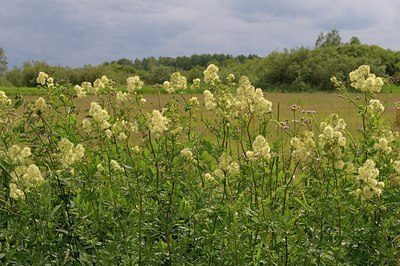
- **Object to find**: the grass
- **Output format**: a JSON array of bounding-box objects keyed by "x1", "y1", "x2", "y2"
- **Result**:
[{"x1": 5, "y1": 84, "x2": 400, "y2": 135}]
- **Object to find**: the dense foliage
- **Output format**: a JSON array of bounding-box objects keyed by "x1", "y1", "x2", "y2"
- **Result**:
[
  {"x1": 0, "y1": 65, "x2": 399, "y2": 264},
  {"x1": 2, "y1": 34, "x2": 400, "y2": 91}
]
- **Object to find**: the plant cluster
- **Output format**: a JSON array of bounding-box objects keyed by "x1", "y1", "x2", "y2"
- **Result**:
[{"x1": 0, "y1": 65, "x2": 399, "y2": 264}]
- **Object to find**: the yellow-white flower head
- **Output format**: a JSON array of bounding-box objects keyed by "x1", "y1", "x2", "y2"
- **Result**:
[
  {"x1": 203, "y1": 64, "x2": 220, "y2": 85},
  {"x1": 127, "y1": 76, "x2": 144, "y2": 93},
  {"x1": 349, "y1": 65, "x2": 384, "y2": 93},
  {"x1": 150, "y1": 110, "x2": 169, "y2": 137}
]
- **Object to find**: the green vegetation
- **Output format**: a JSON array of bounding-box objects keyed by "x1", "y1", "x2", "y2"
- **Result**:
[
  {"x1": 1, "y1": 66, "x2": 400, "y2": 264},
  {"x1": 2, "y1": 30, "x2": 400, "y2": 92}
]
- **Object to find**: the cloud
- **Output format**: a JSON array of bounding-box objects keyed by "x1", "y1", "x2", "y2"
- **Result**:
[{"x1": 0, "y1": 0, "x2": 399, "y2": 68}]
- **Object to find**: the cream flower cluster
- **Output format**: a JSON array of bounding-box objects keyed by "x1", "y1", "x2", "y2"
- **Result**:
[
  {"x1": 36, "y1": 72, "x2": 54, "y2": 89},
  {"x1": 151, "y1": 110, "x2": 169, "y2": 137},
  {"x1": 367, "y1": 99, "x2": 385, "y2": 115},
  {"x1": 93, "y1": 76, "x2": 114, "y2": 93},
  {"x1": 7, "y1": 145, "x2": 31, "y2": 165},
  {"x1": 110, "y1": 159, "x2": 124, "y2": 172},
  {"x1": 227, "y1": 73, "x2": 235, "y2": 83},
  {"x1": 318, "y1": 114, "x2": 347, "y2": 148},
  {"x1": 7, "y1": 143, "x2": 44, "y2": 199},
  {"x1": 9, "y1": 164, "x2": 44, "y2": 200},
  {"x1": 190, "y1": 78, "x2": 201, "y2": 90},
  {"x1": 127, "y1": 75, "x2": 144, "y2": 93},
  {"x1": 203, "y1": 90, "x2": 217, "y2": 110},
  {"x1": 58, "y1": 138, "x2": 85, "y2": 169},
  {"x1": 33, "y1": 97, "x2": 47, "y2": 113},
  {"x1": 180, "y1": 148, "x2": 193, "y2": 160},
  {"x1": 373, "y1": 138, "x2": 392, "y2": 154},
  {"x1": 88, "y1": 102, "x2": 111, "y2": 130},
  {"x1": 349, "y1": 65, "x2": 384, "y2": 93},
  {"x1": 74, "y1": 82, "x2": 97, "y2": 98},
  {"x1": 246, "y1": 135, "x2": 272, "y2": 161},
  {"x1": 318, "y1": 114, "x2": 347, "y2": 168},
  {"x1": 354, "y1": 159, "x2": 384, "y2": 199},
  {"x1": 214, "y1": 153, "x2": 240, "y2": 179},
  {"x1": 234, "y1": 76, "x2": 273, "y2": 117},
  {"x1": 290, "y1": 131, "x2": 315, "y2": 163},
  {"x1": 116, "y1": 91, "x2": 129, "y2": 103},
  {"x1": 0, "y1": 91, "x2": 12, "y2": 108},
  {"x1": 203, "y1": 64, "x2": 220, "y2": 85},
  {"x1": 163, "y1": 72, "x2": 187, "y2": 93},
  {"x1": 74, "y1": 85, "x2": 87, "y2": 98}
]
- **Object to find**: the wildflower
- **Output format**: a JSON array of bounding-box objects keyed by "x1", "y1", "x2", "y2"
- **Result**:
[
  {"x1": 215, "y1": 153, "x2": 240, "y2": 176},
  {"x1": 164, "y1": 72, "x2": 187, "y2": 93},
  {"x1": 204, "y1": 172, "x2": 215, "y2": 182},
  {"x1": 127, "y1": 76, "x2": 144, "y2": 93},
  {"x1": 118, "y1": 132, "x2": 127, "y2": 142},
  {"x1": 356, "y1": 159, "x2": 383, "y2": 198},
  {"x1": 89, "y1": 102, "x2": 110, "y2": 129},
  {"x1": 191, "y1": 78, "x2": 201, "y2": 90},
  {"x1": 9, "y1": 163, "x2": 44, "y2": 200},
  {"x1": 203, "y1": 90, "x2": 216, "y2": 110},
  {"x1": 227, "y1": 73, "x2": 235, "y2": 83},
  {"x1": 132, "y1": 146, "x2": 140, "y2": 153},
  {"x1": 21, "y1": 164, "x2": 44, "y2": 187},
  {"x1": 7, "y1": 145, "x2": 31, "y2": 165},
  {"x1": 0, "y1": 91, "x2": 11, "y2": 107},
  {"x1": 82, "y1": 118, "x2": 92, "y2": 133},
  {"x1": 234, "y1": 77, "x2": 272, "y2": 117},
  {"x1": 115, "y1": 91, "x2": 129, "y2": 103},
  {"x1": 290, "y1": 132, "x2": 315, "y2": 162},
  {"x1": 93, "y1": 75, "x2": 115, "y2": 91},
  {"x1": 82, "y1": 82, "x2": 96, "y2": 94},
  {"x1": 58, "y1": 138, "x2": 85, "y2": 168},
  {"x1": 252, "y1": 135, "x2": 271, "y2": 160},
  {"x1": 367, "y1": 99, "x2": 385, "y2": 115},
  {"x1": 203, "y1": 64, "x2": 220, "y2": 85},
  {"x1": 140, "y1": 98, "x2": 147, "y2": 104},
  {"x1": 374, "y1": 138, "x2": 392, "y2": 153},
  {"x1": 36, "y1": 72, "x2": 49, "y2": 85},
  {"x1": 180, "y1": 148, "x2": 193, "y2": 160},
  {"x1": 9, "y1": 183, "x2": 25, "y2": 200},
  {"x1": 110, "y1": 159, "x2": 123, "y2": 172},
  {"x1": 34, "y1": 97, "x2": 47, "y2": 113},
  {"x1": 105, "y1": 129, "x2": 113, "y2": 139},
  {"x1": 349, "y1": 65, "x2": 384, "y2": 93},
  {"x1": 189, "y1": 97, "x2": 200, "y2": 107},
  {"x1": 97, "y1": 164, "x2": 105, "y2": 173},
  {"x1": 214, "y1": 168, "x2": 225, "y2": 179},
  {"x1": 150, "y1": 110, "x2": 169, "y2": 137},
  {"x1": 74, "y1": 85, "x2": 86, "y2": 98}
]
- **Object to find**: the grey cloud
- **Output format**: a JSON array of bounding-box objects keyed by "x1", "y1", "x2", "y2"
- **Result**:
[{"x1": 1, "y1": 0, "x2": 399, "y2": 68}]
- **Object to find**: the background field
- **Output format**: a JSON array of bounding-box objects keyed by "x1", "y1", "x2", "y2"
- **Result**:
[{"x1": 13, "y1": 89, "x2": 400, "y2": 137}]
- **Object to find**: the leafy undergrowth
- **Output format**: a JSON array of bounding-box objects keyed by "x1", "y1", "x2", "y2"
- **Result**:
[{"x1": 0, "y1": 65, "x2": 399, "y2": 264}]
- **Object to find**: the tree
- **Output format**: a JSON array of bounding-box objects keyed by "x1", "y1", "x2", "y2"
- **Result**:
[
  {"x1": 315, "y1": 29, "x2": 342, "y2": 48},
  {"x1": 0, "y1": 47, "x2": 8, "y2": 74},
  {"x1": 349, "y1": 36, "x2": 361, "y2": 45}
]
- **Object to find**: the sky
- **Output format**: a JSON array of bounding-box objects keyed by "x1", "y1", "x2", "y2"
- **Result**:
[{"x1": 1, "y1": 0, "x2": 400, "y2": 68}]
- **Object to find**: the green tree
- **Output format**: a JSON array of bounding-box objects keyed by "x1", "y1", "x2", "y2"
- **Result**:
[
  {"x1": 349, "y1": 36, "x2": 361, "y2": 45},
  {"x1": 315, "y1": 29, "x2": 342, "y2": 48},
  {"x1": 0, "y1": 47, "x2": 8, "y2": 74}
]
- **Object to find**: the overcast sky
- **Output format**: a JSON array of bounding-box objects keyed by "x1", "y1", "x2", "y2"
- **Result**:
[{"x1": 1, "y1": 0, "x2": 399, "y2": 68}]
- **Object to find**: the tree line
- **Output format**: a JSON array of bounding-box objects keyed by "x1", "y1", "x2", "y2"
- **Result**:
[{"x1": 1, "y1": 31, "x2": 400, "y2": 91}]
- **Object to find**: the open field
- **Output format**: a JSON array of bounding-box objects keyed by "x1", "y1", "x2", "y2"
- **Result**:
[{"x1": 18, "y1": 90, "x2": 400, "y2": 135}]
